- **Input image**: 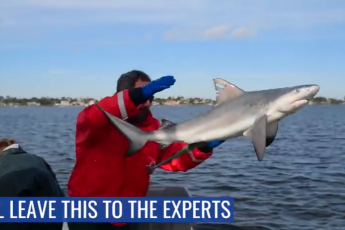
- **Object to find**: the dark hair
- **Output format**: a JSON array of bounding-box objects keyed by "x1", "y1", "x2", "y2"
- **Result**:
[
  {"x1": 116, "y1": 70, "x2": 151, "y2": 93},
  {"x1": 0, "y1": 138, "x2": 17, "y2": 152}
]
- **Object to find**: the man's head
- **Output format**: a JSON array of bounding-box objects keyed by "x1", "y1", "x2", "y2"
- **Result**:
[
  {"x1": 0, "y1": 138, "x2": 17, "y2": 152},
  {"x1": 117, "y1": 70, "x2": 152, "y2": 123}
]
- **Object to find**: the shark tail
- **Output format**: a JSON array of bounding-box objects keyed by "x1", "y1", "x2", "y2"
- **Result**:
[{"x1": 103, "y1": 110, "x2": 150, "y2": 156}]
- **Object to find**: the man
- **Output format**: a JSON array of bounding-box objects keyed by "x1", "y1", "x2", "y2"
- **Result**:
[
  {"x1": 0, "y1": 138, "x2": 65, "y2": 230},
  {"x1": 68, "y1": 70, "x2": 225, "y2": 230}
]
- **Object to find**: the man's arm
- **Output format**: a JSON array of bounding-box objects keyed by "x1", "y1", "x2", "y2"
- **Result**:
[
  {"x1": 76, "y1": 76, "x2": 176, "y2": 145},
  {"x1": 156, "y1": 142, "x2": 213, "y2": 172},
  {"x1": 33, "y1": 168, "x2": 66, "y2": 197},
  {"x1": 0, "y1": 169, "x2": 32, "y2": 196},
  {"x1": 0, "y1": 169, "x2": 64, "y2": 230},
  {"x1": 82, "y1": 89, "x2": 144, "y2": 128},
  {"x1": 82, "y1": 76, "x2": 176, "y2": 130},
  {"x1": 0, "y1": 168, "x2": 64, "y2": 197},
  {"x1": 42, "y1": 160, "x2": 66, "y2": 197},
  {"x1": 75, "y1": 88, "x2": 148, "y2": 144}
]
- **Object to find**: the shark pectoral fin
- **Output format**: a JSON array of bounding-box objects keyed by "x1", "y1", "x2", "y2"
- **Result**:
[
  {"x1": 266, "y1": 121, "x2": 278, "y2": 147},
  {"x1": 243, "y1": 115, "x2": 267, "y2": 161},
  {"x1": 157, "y1": 140, "x2": 172, "y2": 149},
  {"x1": 160, "y1": 119, "x2": 176, "y2": 129},
  {"x1": 213, "y1": 78, "x2": 246, "y2": 106},
  {"x1": 157, "y1": 119, "x2": 176, "y2": 149},
  {"x1": 158, "y1": 144, "x2": 168, "y2": 149}
]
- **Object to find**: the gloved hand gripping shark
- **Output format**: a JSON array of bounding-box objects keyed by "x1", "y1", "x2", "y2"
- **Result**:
[{"x1": 99, "y1": 78, "x2": 320, "y2": 172}]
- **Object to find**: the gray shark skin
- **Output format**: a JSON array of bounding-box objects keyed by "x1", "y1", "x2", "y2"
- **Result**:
[
  {"x1": 103, "y1": 79, "x2": 320, "y2": 161},
  {"x1": 158, "y1": 119, "x2": 208, "y2": 149},
  {"x1": 146, "y1": 119, "x2": 208, "y2": 174}
]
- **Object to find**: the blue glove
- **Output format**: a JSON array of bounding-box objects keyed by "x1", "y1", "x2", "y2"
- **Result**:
[
  {"x1": 206, "y1": 140, "x2": 225, "y2": 149},
  {"x1": 142, "y1": 76, "x2": 176, "y2": 99}
]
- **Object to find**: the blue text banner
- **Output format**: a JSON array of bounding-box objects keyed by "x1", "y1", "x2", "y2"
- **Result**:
[{"x1": 0, "y1": 197, "x2": 234, "y2": 223}]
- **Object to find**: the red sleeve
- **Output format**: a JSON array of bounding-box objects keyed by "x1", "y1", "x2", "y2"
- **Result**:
[
  {"x1": 156, "y1": 142, "x2": 213, "y2": 172},
  {"x1": 75, "y1": 89, "x2": 140, "y2": 146}
]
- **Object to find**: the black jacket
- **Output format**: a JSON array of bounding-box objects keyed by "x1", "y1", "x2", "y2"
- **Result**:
[{"x1": 0, "y1": 145, "x2": 65, "y2": 230}]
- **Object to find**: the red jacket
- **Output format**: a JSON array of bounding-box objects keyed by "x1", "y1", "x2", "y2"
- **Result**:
[{"x1": 67, "y1": 89, "x2": 213, "y2": 225}]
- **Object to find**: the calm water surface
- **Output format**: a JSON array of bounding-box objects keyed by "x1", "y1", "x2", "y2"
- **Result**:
[{"x1": 0, "y1": 105, "x2": 344, "y2": 230}]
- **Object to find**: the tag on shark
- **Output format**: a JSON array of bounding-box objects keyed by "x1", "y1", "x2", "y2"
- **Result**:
[{"x1": 213, "y1": 78, "x2": 245, "y2": 105}]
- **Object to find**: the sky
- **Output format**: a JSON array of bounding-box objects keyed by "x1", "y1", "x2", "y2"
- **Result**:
[{"x1": 0, "y1": 0, "x2": 345, "y2": 100}]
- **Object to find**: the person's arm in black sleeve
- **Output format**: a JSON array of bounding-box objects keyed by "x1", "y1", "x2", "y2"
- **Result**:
[
  {"x1": 40, "y1": 161, "x2": 66, "y2": 197},
  {"x1": 32, "y1": 168, "x2": 64, "y2": 197},
  {"x1": 0, "y1": 168, "x2": 36, "y2": 196},
  {"x1": 35, "y1": 156, "x2": 65, "y2": 197},
  {"x1": 0, "y1": 168, "x2": 64, "y2": 230},
  {"x1": 0, "y1": 167, "x2": 64, "y2": 197}
]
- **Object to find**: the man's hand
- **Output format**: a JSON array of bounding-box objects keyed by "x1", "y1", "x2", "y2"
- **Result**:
[
  {"x1": 206, "y1": 140, "x2": 225, "y2": 149},
  {"x1": 197, "y1": 140, "x2": 225, "y2": 153},
  {"x1": 141, "y1": 76, "x2": 176, "y2": 99}
]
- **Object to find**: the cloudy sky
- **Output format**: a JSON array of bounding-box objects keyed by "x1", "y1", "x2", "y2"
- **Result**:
[{"x1": 0, "y1": 0, "x2": 344, "y2": 99}]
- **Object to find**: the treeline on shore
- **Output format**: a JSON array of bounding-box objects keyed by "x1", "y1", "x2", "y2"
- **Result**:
[
  {"x1": 0, "y1": 95, "x2": 344, "y2": 106},
  {"x1": 0, "y1": 96, "x2": 95, "y2": 106},
  {"x1": 310, "y1": 97, "x2": 344, "y2": 105}
]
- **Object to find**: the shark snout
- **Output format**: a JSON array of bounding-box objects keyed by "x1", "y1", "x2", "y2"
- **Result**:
[
  {"x1": 310, "y1": 85, "x2": 320, "y2": 93},
  {"x1": 308, "y1": 85, "x2": 320, "y2": 98},
  {"x1": 301, "y1": 84, "x2": 320, "y2": 100}
]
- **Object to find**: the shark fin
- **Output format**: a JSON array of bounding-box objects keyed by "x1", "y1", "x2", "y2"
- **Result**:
[
  {"x1": 103, "y1": 111, "x2": 149, "y2": 156},
  {"x1": 243, "y1": 115, "x2": 267, "y2": 161},
  {"x1": 160, "y1": 119, "x2": 176, "y2": 129},
  {"x1": 158, "y1": 119, "x2": 177, "y2": 149},
  {"x1": 213, "y1": 78, "x2": 246, "y2": 106},
  {"x1": 266, "y1": 121, "x2": 278, "y2": 147},
  {"x1": 157, "y1": 141, "x2": 172, "y2": 150}
]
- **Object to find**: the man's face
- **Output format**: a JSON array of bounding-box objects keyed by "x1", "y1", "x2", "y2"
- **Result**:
[{"x1": 130, "y1": 79, "x2": 151, "y2": 123}]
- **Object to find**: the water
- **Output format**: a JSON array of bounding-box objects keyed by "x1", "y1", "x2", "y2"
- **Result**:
[{"x1": 0, "y1": 105, "x2": 344, "y2": 230}]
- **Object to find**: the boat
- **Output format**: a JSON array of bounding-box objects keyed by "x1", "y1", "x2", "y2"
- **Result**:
[{"x1": 63, "y1": 186, "x2": 194, "y2": 230}]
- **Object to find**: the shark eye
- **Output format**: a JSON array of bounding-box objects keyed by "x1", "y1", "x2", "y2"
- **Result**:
[{"x1": 295, "y1": 89, "x2": 300, "y2": 93}]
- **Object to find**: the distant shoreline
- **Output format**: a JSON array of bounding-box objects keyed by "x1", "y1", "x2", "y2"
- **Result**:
[{"x1": 1, "y1": 96, "x2": 344, "y2": 107}]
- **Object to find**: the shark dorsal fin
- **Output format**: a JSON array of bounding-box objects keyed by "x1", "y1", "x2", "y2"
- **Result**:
[
  {"x1": 213, "y1": 78, "x2": 246, "y2": 105},
  {"x1": 160, "y1": 119, "x2": 176, "y2": 129}
]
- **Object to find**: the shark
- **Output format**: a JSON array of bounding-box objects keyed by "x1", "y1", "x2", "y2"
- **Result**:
[{"x1": 100, "y1": 78, "x2": 320, "y2": 164}]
